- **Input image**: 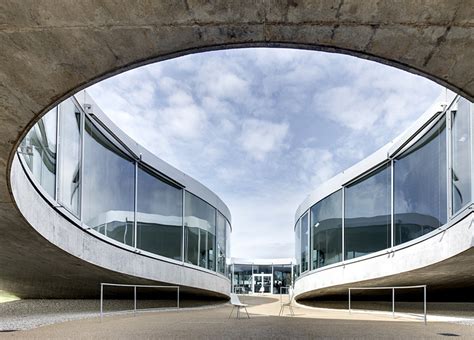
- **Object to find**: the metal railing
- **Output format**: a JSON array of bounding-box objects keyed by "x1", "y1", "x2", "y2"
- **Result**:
[
  {"x1": 348, "y1": 285, "x2": 427, "y2": 324},
  {"x1": 100, "y1": 283, "x2": 180, "y2": 320}
]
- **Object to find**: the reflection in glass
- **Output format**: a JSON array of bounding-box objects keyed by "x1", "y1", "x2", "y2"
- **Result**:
[
  {"x1": 184, "y1": 192, "x2": 216, "y2": 270},
  {"x1": 345, "y1": 164, "x2": 391, "y2": 259},
  {"x1": 233, "y1": 264, "x2": 252, "y2": 293},
  {"x1": 58, "y1": 99, "x2": 81, "y2": 216},
  {"x1": 83, "y1": 119, "x2": 135, "y2": 246},
  {"x1": 394, "y1": 117, "x2": 447, "y2": 245},
  {"x1": 225, "y1": 219, "x2": 231, "y2": 278},
  {"x1": 216, "y1": 212, "x2": 226, "y2": 274},
  {"x1": 294, "y1": 220, "x2": 301, "y2": 277},
  {"x1": 311, "y1": 190, "x2": 342, "y2": 269},
  {"x1": 273, "y1": 265, "x2": 292, "y2": 294},
  {"x1": 137, "y1": 166, "x2": 183, "y2": 260},
  {"x1": 452, "y1": 99, "x2": 472, "y2": 214},
  {"x1": 301, "y1": 213, "x2": 309, "y2": 273},
  {"x1": 20, "y1": 108, "x2": 57, "y2": 198}
]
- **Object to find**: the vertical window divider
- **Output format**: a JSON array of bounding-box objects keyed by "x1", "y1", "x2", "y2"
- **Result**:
[
  {"x1": 447, "y1": 111, "x2": 453, "y2": 219},
  {"x1": 79, "y1": 106, "x2": 85, "y2": 223},
  {"x1": 55, "y1": 105, "x2": 61, "y2": 202},
  {"x1": 181, "y1": 190, "x2": 185, "y2": 264},
  {"x1": 390, "y1": 158, "x2": 394, "y2": 249},
  {"x1": 309, "y1": 208, "x2": 313, "y2": 272},
  {"x1": 341, "y1": 186, "x2": 345, "y2": 263},
  {"x1": 134, "y1": 161, "x2": 138, "y2": 249}
]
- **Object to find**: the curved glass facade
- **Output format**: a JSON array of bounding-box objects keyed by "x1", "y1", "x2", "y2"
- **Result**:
[
  {"x1": 18, "y1": 95, "x2": 231, "y2": 277},
  {"x1": 295, "y1": 96, "x2": 473, "y2": 277}
]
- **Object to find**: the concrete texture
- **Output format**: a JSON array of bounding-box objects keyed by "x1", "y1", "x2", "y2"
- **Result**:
[
  {"x1": 1, "y1": 296, "x2": 473, "y2": 339},
  {"x1": 0, "y1": 1, "x2": 473, "y2": 299}
]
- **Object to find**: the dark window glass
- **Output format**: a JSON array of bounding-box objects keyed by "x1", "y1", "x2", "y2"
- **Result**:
[
  {"x1": 273, "y1": 265, "x2": 292, "y2": 294},
  {"x1": 233, "y1": 264, "x2": 252, "y2": 294},
  {"x1": 58, "y1": 99, "x2": 81, "y2": 216},
  {"x1": 252, "y1": 265, "x2": 272, "y2": 274},
  {"x1": 345, "y1": 164, "x2": 391, "y2": 259},
  {"x1": 311, "y1": 190, "x2": 342, "y2": 269},
  {"x1": 137, "y1": 166, "x2": 183, "y2": 261},
  {"x1": 184, "y1": 192, "x2": 216, "y2": 270},
  {"x1": 216, "y1": 212, "x2": 226, "y2": 274},
  {"x1": 301, "y1": 213, "x2": 309, "y2": 273},
  {"x1": 83, "y1": 119, "x2": 135, "y2": 246},
  {"x1": 452, "y1": 99, "x2": 472, "y2": 213},
  {"x1": 394, "y1": 117, "x2": 447, "y2": 245},
  {"x1": 20, "y1": 108, "x2": 57, "y2": 198}
]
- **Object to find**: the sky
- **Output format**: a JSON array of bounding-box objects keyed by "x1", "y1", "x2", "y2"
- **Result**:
[{"x1": 86, "y1": 48, "x2": 443, "y2": 260}]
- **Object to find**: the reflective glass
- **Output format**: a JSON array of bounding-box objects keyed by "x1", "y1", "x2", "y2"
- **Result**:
[
  {"x1": 216, "y1": 212, "x2": 226, "y2": 274},
  {"x1": 225, "y1": 219, "x2": 231, "y2": 278},
  {"x1": 58, "y1": 99, "x2": 81, "y2": 216},
  {"x1": 233, "y1": 264, "x2": 252, "y2": 293},
  {"x1": 345, "y1": 164, "x2": 391, "y2": 259},
  {"x1": 137, "y1": 166, "x2": 183, "y2": 260},
  {"x1": 184, "y1": 192, "x2": 216, "y2": 269},
  {"x1": 311, "y1": 190, "x2": 342, "y2": 269},
  {"x1": 452, "y1": 98, "x2": 472, "y2": 214},
  {"x1": 394, "y1": 117, "x2": 447, "y2": 245},
  {"x1": 294, "y1": 220, "x2": 301, "y2": 277},
  {"x1": 301, "y1": 213, "x2": 309, "y2": 273},
  {"x1": 253, "y1": 265, "x2": 272, "y2": 274},
  {"x1": 273, "y1": 265, "x2": 292, "y2": 294},
  {"x1": 20, "y1": 108, "x2": 57, "y2": 198},
  {"x1": 83, "y1": 119, "x2": 135, "y2": 246}
]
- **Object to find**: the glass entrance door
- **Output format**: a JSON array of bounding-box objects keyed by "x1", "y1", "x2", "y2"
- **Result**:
[{"x1": 252, "y1": 274, "x2": 272, "y2": 293}]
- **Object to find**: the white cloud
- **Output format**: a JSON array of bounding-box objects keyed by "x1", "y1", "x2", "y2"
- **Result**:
[{"x1": 238, "y1": 118, "x2": 289, "y2": 161}]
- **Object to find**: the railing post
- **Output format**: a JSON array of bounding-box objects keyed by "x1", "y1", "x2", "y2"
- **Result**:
[
  {"x1": 100, "y1": 283, "x2": 103, "y2": 322},
  {"x1": 348, "y1": 288, "x2": 351, "y2": 314},
  {"x1": 392, "y1": 288, "x2": 395, "y2": 318},
  {"x1": 134, "y1": 285, "x2": 137, "y2": 316},
  {"x1": 424, "y1": 286, "x2": 427, "y2": 325}
]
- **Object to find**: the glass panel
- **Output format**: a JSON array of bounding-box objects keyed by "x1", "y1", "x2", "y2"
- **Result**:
[
  {"x1": 273, "y1": 265, "x2": 292, "y2": 294},
  {"x1": 20, "y1": 108, "x2": 57, "y2": 198},
  {"x1": 394, "y1": 117, "x2": 447, "y2": 245},
  {"x1": 216, "y1": 212, "x2": 226, "y2": 274},
  {"x1": 58, "y1": 99, "x2": 81, "y2": 216},
  {"x1": 345, "y1": 164, "x2": 391, "y2": 260},
  {"x1": 294, "y1": 220, "x2": 301, "y2": 277},
  {"x1": 301, "y1": 213, "x2": 309, "y2": 273},
  {"x1": 252, "y1": 265, "x2": 272, "y2": 274},
  {"x1": 225, "y1": 219, "x2": 231, "y2": 278},
  {"x1": 184, "y1": 192, "x2": 216, "y2": 269},
  {"x1": 311, "y1": 190, "x2": 342, "y2": 269},
  {"x1": 136, "y1": 166, "x2": 183, "y2": 260},
  {"x1": 452, "y1": 98, "x2": 472, "y2": 214},
  {"x1": 233, "y1": 264, "x2": 252, "y2": 293},
  {"x1": 83, "y1": 119, "x2": 135, "y2": 246}
]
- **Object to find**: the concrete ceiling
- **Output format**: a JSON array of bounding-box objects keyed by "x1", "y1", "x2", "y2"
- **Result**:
[{"x1": 0, "y1": 0, "x2": 473, "y2": 297}]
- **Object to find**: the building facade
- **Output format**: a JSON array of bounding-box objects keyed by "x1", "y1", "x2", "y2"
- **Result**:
[{"x1": 293, "y1": 90, "x2": 474, "y2": 301}]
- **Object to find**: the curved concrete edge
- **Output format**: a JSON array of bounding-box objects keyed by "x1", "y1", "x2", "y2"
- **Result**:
[
  {"x1": 8, "y1": 155, "x2": 230, "y2": 299},
  {"x1": 294, "y1": 211, "x2": 474, "y2": 300}
]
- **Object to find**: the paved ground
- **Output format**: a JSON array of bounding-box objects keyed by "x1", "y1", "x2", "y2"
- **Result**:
[{"x1": 0, "y1": 295, "x2": 473, "y2": 339}]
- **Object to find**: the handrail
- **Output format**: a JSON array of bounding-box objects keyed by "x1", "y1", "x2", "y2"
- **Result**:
[
  {"x1": 100, "y1": 283, "x2": 180, "y2": 320},
  {"x1": 348, "y1": 285, "x2": 427, "y2": 325}
]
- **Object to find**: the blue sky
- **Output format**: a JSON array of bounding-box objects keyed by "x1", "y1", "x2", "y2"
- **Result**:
[{"x1": 86, "y1": 48, "x2": 442, "y2": 259}]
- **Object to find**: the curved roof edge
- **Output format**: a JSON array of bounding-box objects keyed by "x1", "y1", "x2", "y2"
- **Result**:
[
  {"x1": 295, "y1": 88, "x2": 458, "y2": 222},
  {"x1": 73, "y1": 90, "x2": 232, "y2": 224}
]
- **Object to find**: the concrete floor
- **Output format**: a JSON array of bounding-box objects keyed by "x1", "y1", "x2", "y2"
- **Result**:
[{"x1": 1, "y1": 296, "x2": 472, "y2": 339}]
